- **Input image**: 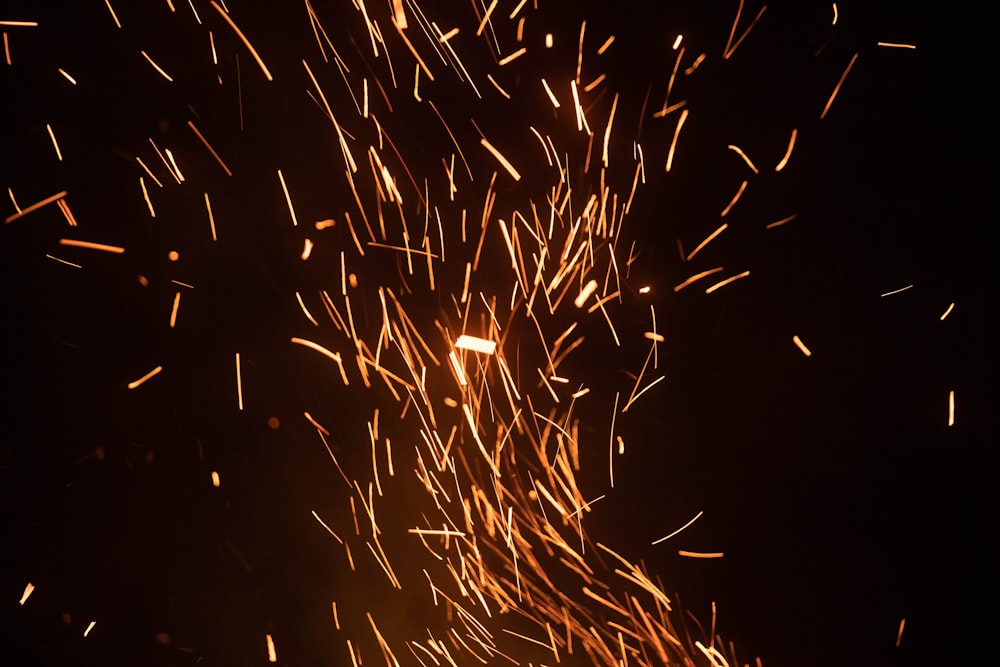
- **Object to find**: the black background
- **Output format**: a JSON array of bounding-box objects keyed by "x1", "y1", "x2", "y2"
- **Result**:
[{"x1": 1, "y1": 1, "x2": 994, "y2": 666}]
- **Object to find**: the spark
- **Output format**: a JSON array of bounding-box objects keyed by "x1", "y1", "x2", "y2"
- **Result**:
[
  {"x1": 19, "y1": 583, "x2": 34, "y2": 605},
  {"x1": 652, "y1": 511, "x2": 704, "y2": 545},
  {"x1": 45, "y1": 255, "x2": 82, "y2": 268},
  {"x1": 0, "y1": 20, "x2": 39, "y2": 27},
  {"x1": 821, "y1": 52, "x2": 858, "y2": 119},
  {"x1": 766, "y1": 213, "x2": 798, "y2": 229},
  {"x1": 722, "y1": 0, "x2": 767, "y2": 60},
  {"x1": 480, "y1": 138, "x2": 521, "y2": 181},
  {"x1": 877, "y1": 42, "x2": 916, "y2": 49},
  {"x1": 454, "y1": 335, "x2": 496, "y2": 355},
  {"x1": 4, "y1": 190, "x2": 67, "y2": 224},
  {"x1": 896, "y1": 618, "x2": 906, "y2": 647},
  {"x1": 45, "y1": 123, "x2": 63, "y2": 161},
  {"x1": 678, "y1": 551, "x2": 724, "y2": 559},
  {"x1": 83, "y1": 621, "x2": 96, "y2": 637},
  {"x1": 948, "y1": 390, "x2": 955, "y2": 427},
  {"x1": 236, "y1": 353, "x2": 244, "y2": 410},
  {"x1": 58, "y1": 239, "x2": 125, "y2": 254},
  {"x1": 278, "y1": 169, "x2": 298, "y2": 226},
  {"x1": 205, "y1": 193, "x2": 217, "y2": 240},
  {"x1": 209, "y1": 1, "x2": 274, "y2": 81},
  {"x1": 497, "y1": 47, "x2": 527, "y2": 66},
  {"x1": 211, "y1": 471, "x2": 221, "y2": 487},
  {"x1": 774, "y1": 128, "x2": 798, "y2": 171},
  {"x1": 188, "y1": 121, "x2": 233, "y2": 176},
  {"x1": 169, "y1": 292, "x2": 181, "y2": 328},
  {"x1": 939, "y1": 302, "x2": 955, "y2": 320},
  {"x1": 266, "y1": 633, "x2": 278, "y2": 662},
  {"x1": 686, "y1": 224, "x2": 727, "y2": 261},
  {"x1": 127, "y1": 366, "x2": 163, "y2": 390},
  {"x1": 57, "y1": 68, "x2": 77, "y2": 85},
  {"x1": 880, "y1": 284, "x2": 913, "y2": 297},
  {"x1": 792, "y1": 335, "x2": 812, "y2": 357},
  {"x1": 727, "y1": 145, "x2": 758, "y2": 173},
  {"x1": 140, "y1": 50, "x2": 174, "y2": 82},
  {"x1": 705, "y1": 270, "x2": 750, "y2": 293},
  {"x1": 664, "y1": 108, "x2": 689, "y2": 172}
]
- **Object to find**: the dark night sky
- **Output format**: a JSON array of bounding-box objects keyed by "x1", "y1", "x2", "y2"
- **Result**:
[{"x1": 1, "y1": 1, "x2": 994, "y2": 666}]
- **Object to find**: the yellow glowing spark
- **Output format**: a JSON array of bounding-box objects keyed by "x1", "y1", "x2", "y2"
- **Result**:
[
  {"x1": 639, "y1": 286, "x2": 651, "y2": 294},
  {"x1": 392, "y1": 0, "x2": 406, "y2": 29},
  {"x1": 56, "y1": 198, "x2": 78, "y2": 226},
  {"x1": 792, "y1": 335, "x2": 812, "y2": 357},
  {"x1": 265, "y1": 633, "x2": 277, "y2": 663},
  {"x1": 83, "y1": 621, "x2": 96, "y2": 637},
  {"x1": 59, "y1": 238, "x2": 125, "y2": 254},
  {"x1": 948, "y1": 390, "x2": 955, "y2": 426},
  {"x1": 545, "y1": 33, "x2": 553, "y2": 48},
  {"x1": 164, "y1": 148, "x2": 184, "y2": 181},
  {"x1": 438, "y1": 27, "x2": 458, "y2": 42},
  {"x1": 57, "y1": 68, "x2": 77, "y2": 85},
  {"x1": 485, "y1": 73, "x2": 510, "y2": 99},
  {"x1": 685, "y1": 52, "x2": 707, "y2": 75},
  {"x1": 480, "y1": 138, "x2": 521, "y2": 181},
  {"x1": 821, "y1": 52, "x2": 858, "y2": 119},
  {"x1": 203, "y1": 192, "x2": 217, "y2": 240},
  {"x1": 187, "y1": 121, "x2": 232, "y2": 176},
  {"x1": 678, "y1": 550, "x2": 724, "y2": 559},
  {"x1": 0, "y1": 20, "x2": 39, "y2": 27},
  {"x1": 140, "y1": 177, "x2": 155, "y2": 217},
  {"x1": 128, "y1": 365, "x2": 163, "y2": 390},
  {"x1": 880, "y1": 284, "x2": 913, "y2": 297},
  {"x1": 103, "y1": 0, "x2": 121, "y2": 27},
  {"x1": 211, "y1": 471, "x2": 221, "y2": 487},
  {"x1": 766, "y1": 213, "x2": 798, "y2": 229},
  {"x1": 498, "y1": 47, "x2": 526, "y2": 66},
  {"x1": 720, "y1": 180, "x2": 747, "y2": 216},
  {"x1": 140, "y1": 50, "x2": 173, "y2": 81},
  {"x1": 877, "y1": 42, "x2": 916, "y2": 49},
  {"x1": 541, "y1": 78, "x2": 561, "y2": 108},
  {"x1": 209, "y1": 2, "x2": 273, "y2": 81},
  {"x1": 597, "y1": 35, "x2": 614, "y2": 55},
  {"x1": 45, "y1": 123, "x2": 63, "y2": 161},
  {"x1": 687, "y1": 224, "x2": 727, "y2": 261},
  {"x1": 3, "y1": 32, "x2": 9, "y2": 66},
  {"x1": 672, "y1": 34, "x2": 683, "y2": 50},
  {"x1": 45, "y1": 255, "x2": 82, "y2": 268},
  {"x1": 135, "y1": 156, "x2": 163, "y2": 188},
  {"x1": 832, "y1": 3, "x2": 838, "y2": 24},
  {"x1": 939, "y1": 302, "x2": 955, "y2": 320},
  {"x1": 277, "y1": 169, "x2": 298, "y2": 226},
  {"x1": 476, "y1": 0, "x2": 498, "y2": 36},
  {"x1": 652, "y1": 511, "x2": 704, "y2": 545},
  {"x1": 509, "y1": 0, "x2": 529, "y2": 19},
  {"x1": 602, "y1": 92, "x2": 618, "y2": 167},
  {"x1": 169, "y1": 292, "x2": 181, "y2": 328},
  {"x1": 727, "y1": 144, "x2": 758, "y2": 173},
  {"x1": 674, "y1": 268, "x2": 725, "y2": 292},
  {"x1": 455, "y1": 334, "x2": 496, "y2": 355},
  {"x1": 290, "y1": 337, "x2": 349, "y2": 384},
  {"x1": 665, "y1": 108, "x2": 689, "y2": 171},
  {"x1": 705, "y1": 270, "x2": 750, "y2": 293},
  {"x1": 301, "y1": 238, "x2": 314, "y2": 260},
  {"x1": 896, "y1": 618, "x2": 906, "y2": 647},
  {"x1": 236, "y1": 353, "x2": 244, "y2": 410},
  {"x1": 575, "y1": 279, "x2": 598, "y2": 308},
  {"x1": 775, "y1": 128, "x2": 798, "y2": 171},
  {"x1": 723, "y1": 0, "x2": 767, "y2": 60},
  {"x1": 4, "y1": 190, "x2": 67, "y2": 224},
  {"x1": 19, "y1": 583, "x2": 34, "y2": 605}
]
